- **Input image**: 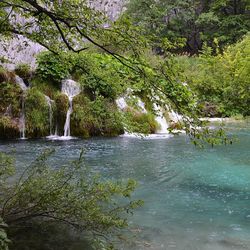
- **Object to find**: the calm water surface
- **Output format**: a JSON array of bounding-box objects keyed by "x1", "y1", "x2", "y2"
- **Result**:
[{"x1": 1, "y1": 122, "x2": 250, "y2": 250}]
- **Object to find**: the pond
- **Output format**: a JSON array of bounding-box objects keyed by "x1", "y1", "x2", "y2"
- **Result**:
[{"x1": 1, "y1": 122, "x2": 250, "y2": 250}]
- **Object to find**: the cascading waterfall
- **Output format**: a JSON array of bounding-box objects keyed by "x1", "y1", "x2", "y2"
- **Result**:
[
  {"x1": 137, "y1": 99, "x2": 147, "y2": 113},
  {"x1": 115, "y1": 97, "x2": 130, "y2": 136},
  {"x1": 45, "y1": 95, "x2": 54, "y2": 136},
  {"x1": 116, "y1": 95, "x2": 171, "y2": 138},
  {"x1": 15, "y1": 76, "x2": 28, "y2": 91},
  {"x1": 15, "y1": 76, "x2": 28, "y2": 139},
  {"x1": 153, "y1": 103, "x2": 169, "y2": 134},
  {"x1": 64, "y1": 98, "x2": 73, "y2": 137},
  {"x1": 61, "y1": 79, "x2": 81, "y2": 137},
  {"x1": 20, "y1": 96, "x2": 26, "y2": 139},
  {"x1": 116, "y1": 97, "x2": 127, "y2": 111}
]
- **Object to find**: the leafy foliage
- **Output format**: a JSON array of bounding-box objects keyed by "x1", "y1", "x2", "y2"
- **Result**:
[
  {"x1": 25, "y1": 88, "x2": 50, "y2": 137},
  {"x1": 0, "y1": 150, "x2": 142, "y2": 249},
  {"x1": 36, "y1": 52, "x2": 72, "y2": 83},
  {"x1": 126, "y1": 0, "x2": 250, "y2": 53},
  {"x1": 0, "y1": 218, "x2": 9, "y2": 250},
  {"x1": 124, "y1": 110, "x2": 158, "y2": 134},
  {"x1": 72, "y1": 95, "x2": 124, "y2": 137},
  {"x1": 0, "y1": 80, "x2": 22, "y2": 117},
  {"x1": 178, "y1": 34, "x2": 250, "y2": 117}
]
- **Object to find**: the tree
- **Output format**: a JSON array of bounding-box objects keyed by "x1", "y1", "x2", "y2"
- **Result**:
[
  {"x1": 125, "y1": 0, "x2": 250, "y2": 54},
  {"x1": 177, "y1": 34, "x2": 250, "y2": 117}
]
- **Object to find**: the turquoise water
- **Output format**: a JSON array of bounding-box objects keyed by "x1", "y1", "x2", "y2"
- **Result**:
[{"x1": 1, "y1": 123, "x2": 250, "y2": 249}]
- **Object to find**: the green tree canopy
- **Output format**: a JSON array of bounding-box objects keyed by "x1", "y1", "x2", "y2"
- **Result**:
[{"x1": 125, "y1": 0, "x2": 250, "y2": 54}]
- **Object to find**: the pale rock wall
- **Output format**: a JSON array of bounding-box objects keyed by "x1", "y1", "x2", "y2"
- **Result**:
[
  {"x1": 0, "y1": 0, "x2": 126, "y2": 70},
  {"x1": 89, "y1": 0, "x2": 126, "y2": 20}
]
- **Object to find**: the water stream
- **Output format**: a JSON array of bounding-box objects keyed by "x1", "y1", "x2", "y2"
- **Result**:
[
  {"x1": 15, "y1": 76, "x2": 28, "y2": 139},
  {"x1": 153, "y1": 103, "x2": 169, "y2": 134},
  {"x1": 45, "y1": 95, "x2": 54, "y2": 136},
  {"x1": 61, "y1": 79, "x2": 81, "y2": 138}
]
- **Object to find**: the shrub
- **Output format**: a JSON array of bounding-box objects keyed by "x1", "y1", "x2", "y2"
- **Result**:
[
  {"x1": 124, "y1": 109, "x2": 158, "y2": 134},
  {"x1": 0, "y1": 150, "x2": 143, "y2": 249},
  {"x1": 72, "y1": 95, "x2": 124, "y2": 137},
  {"x1": 178, "y1": 34, "x2": 250, "y2": 117},
  {"x1": 31, "y1": 76, "x2": 60, "y2": 99},
  {"x1": 15, "y1": 64, "x2": 32, "y2": 80},
  {"x1": 36, "y1": 51, "x2": 129, "y2": 99},
  {"x1": 0, "y1": 218, "x2": 9, "y2": 250},
  {"x1": 36, "y1": 52, "x2": 72, "y2": 83},
  {"x1": 0, "y1": 67, "x2": 16, "y2": 83}
]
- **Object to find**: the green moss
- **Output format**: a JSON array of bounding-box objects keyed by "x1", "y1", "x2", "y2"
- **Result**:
[
  {"x1": 124, "y1": 109, "x2": 158, "y2": 134},
  {"x1": 15, "y1": 64, "x2": 32, "y2": 81},
  {"x1": 0, "y1": 81, "x2": 22, "y2": 117},
  {"x1": 71, "y1": 95, "x2": 123, "y2": 137},
  {"x1": 25, "y1": 88, "x2": 50, "y2": 137},
  {"x1": 31, "y1": 76, "x2": 60, "y2": 99},
  {"x1": 0, "y1": 116, "x2": 19, "y2": 139}
]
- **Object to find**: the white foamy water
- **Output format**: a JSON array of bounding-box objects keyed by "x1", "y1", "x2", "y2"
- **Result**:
[
  {"x1": 15, "y1": 75, "x2": 28, "y2": 91},
  {"x1": 153, "y1": 103, "x2": 169, "y2": 134},
  {"x1": 46, "y1": 135, "x2": 77, "y2": 141},
  {"x1": 15, "y1": 76, "x2": 28, "y2": 139},
  {"x1": 120, "y1": 132, "x2": 173, "y2": 139},
  {"x1": 61, "y1": 79, "x2": 81, "y2": 138},
  {"x1": 116, "y1": 97, "x2": 128, "y2": 110},
  {"x1": 45, "y1": 95, "x2": 54, "y2": 136}
]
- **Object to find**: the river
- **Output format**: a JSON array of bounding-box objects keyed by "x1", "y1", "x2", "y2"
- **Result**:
[{"x1": 1, "y1": 122, "x2": 250, "y2": 250}]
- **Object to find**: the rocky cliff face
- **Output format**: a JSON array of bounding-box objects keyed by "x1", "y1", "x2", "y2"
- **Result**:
[
  {"x1": 89, "y1": 0, "x2": 126, "y2": 20},
  {"x1": 0, "y1": 0, "x2": 126, "y2": 70},
  {"x1": 0, "y1": 37, "x2": 43, "y2": 70}
]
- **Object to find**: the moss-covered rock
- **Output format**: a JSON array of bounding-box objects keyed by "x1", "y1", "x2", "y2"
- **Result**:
[
  {"x1": 54, "y1": 93, "x2": 69, "y2": 135},
  {"x1": 14, "y1": 64, "x2": 32, "y2": 83},
  {"x1": 124, "y1": 108, "x2": 158, "y2": 134},
  {"x1": 31, "y1": 76, "x2": 60, "y2": 99},
  {"x1": 0, "y1": 116, "x2": 19, "y2": 139},
  {"x1": 71, "y1": 95, "x2": 123, "y2": 137},
  {"x1": 25, "y1": 88, "x2": 50, "y2": 138},
  {"x1": 0, "y1": 81, "x2": 22, "y2": 118}
]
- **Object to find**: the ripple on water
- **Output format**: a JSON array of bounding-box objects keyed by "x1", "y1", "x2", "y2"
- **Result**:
[{"x1": 0, "y1": 123, "x2": 250, "y2": 249}]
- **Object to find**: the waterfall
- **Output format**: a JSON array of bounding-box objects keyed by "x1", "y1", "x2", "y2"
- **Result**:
[
  {"x1": 20, "y1": 96, "x2": 26, "y2": 139},
  {"x1": 169, "y1": 110, "x2": 182, "y2": 123},
  {"x1": 64, "y1": 97, "x2": 73, "y2": 137},
  {"x1": 15, "y1": 76, "x2": 28, "y2": 139},
  {"x1": 116, "y1": 96, "x2": 147, "y2": 113},
  {"x1": 15, "y1": 75, "x2": 28, "y2": 91},
  {"x1": 116, "y1": 97, "x2": 127, "y2": 110},
  {"x1": 137, "y1": 99, "x2": 147, "y2": 113},
  {"x1": 153, "y1": 103, "x2": 169, "y2": 134},
  {"x1": 45, "y1": 95, "x2": 54, "y2": 136},
  {"x1": 61, "y1": 79, "x2": 81, "y2": 137},
  {"x1": 116, "y1": 95, "x2": 171, "y2": 139}
]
